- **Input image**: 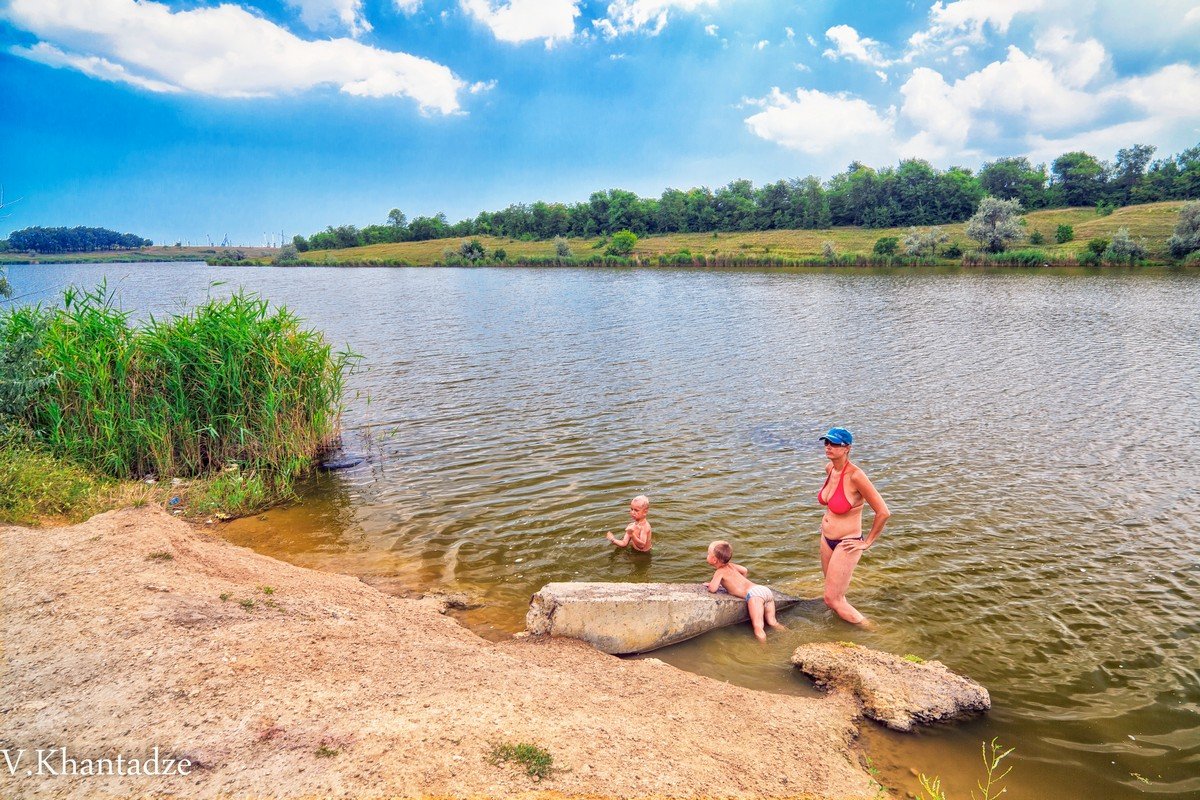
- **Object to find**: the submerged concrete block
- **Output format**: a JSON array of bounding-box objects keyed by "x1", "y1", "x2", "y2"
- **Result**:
[{"x1": 525, "y1": 582, "x2": 811, "y2": 655}]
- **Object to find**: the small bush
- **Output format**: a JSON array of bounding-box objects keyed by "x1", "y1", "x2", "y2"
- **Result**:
[
  {"x1": 1095, "y1": 200, "x2": 1115, "y2": 216},
  {"x1": 0, "y1": 440, "x2": 107, "y2": 524},
  {"x1": 942, "y1": 242, "x2": 963, "y2": 258},
  {"x1": 1167, "y1": 201, "x2": 1200, "y2": 259},
  {"x1": 488, "y1": 742, "x2": 553, "y2": 781},
  {"x1": 1028, "y1": 230, "x2": 1045, "y2": 245},
  {"x1": 1086, "y1": 238, "x2": 1109, "y2": 256},
  {"x1": 492, "y1": 248, "x2": 507, "y2": 262},
  {"x1": 1055, "y1": 224, "x2": 1074, "y2": 244},
  {"x1": 873, "y1": 237, "x2": 898, "y2": 256},
  {"x1": 821, "y1": 242, "x2": 837, "y2": 261},
  {"x1": 553, "y1": 237, "x2": 571, "y2": 259},
  {"x1": 606, "y1": 230, "x2": 637, "y2": 256},
  {"x1": 1105, "y1": 227, "x2": 1148, "y2": 264}
]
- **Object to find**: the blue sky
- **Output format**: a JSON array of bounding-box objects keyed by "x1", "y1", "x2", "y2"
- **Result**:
[{"x1": 2, "y1": 0, "x2": 1199, "y2": 245}]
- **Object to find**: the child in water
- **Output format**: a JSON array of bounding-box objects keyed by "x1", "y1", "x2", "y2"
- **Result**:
[
  {"x1": 606, "y1": 495, "x2": 652, "y2": 552},
  {"x1": 704, "y1": 540, "x2": 786, "y2": 642}
]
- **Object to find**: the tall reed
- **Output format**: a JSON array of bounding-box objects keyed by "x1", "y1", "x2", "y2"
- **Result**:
[{"x1": 1, "y1": 283, "x2": 353, "y2": 497}]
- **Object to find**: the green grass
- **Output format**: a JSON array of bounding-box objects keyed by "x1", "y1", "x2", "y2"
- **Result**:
[
  {"x1": 0, "y1": 438, "x2": 111, "y2": 524},
  {"x1": 0, "y1": 245, "x2": 276, "y2": 265},
  {"x1": 288, "y1": 201, "x2": 1192, "y2": 267},
  {"x1": 903, "y1": 653, "x2": 926, "y2": 664},
  {"x1": 487, "y1": 742, "x2": 554, "y2": 781},
  {"x1": 0, "y1": 283, "x2": 354, "y2": 518},
  {"x1": 146, "y1": 550, "x2": 174, "y2": 561}
]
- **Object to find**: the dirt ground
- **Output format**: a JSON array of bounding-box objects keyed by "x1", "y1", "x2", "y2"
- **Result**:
[{"x1": 1, "y1": 506, "x2": 878, "y2": 799}]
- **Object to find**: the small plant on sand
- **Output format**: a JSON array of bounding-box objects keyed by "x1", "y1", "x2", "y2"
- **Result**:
[
  {"x1": 219, "y1": 593, "x2": 230, "y2": 602},
  {"x1": 903, "y1": 653, "x2": 926, "y2": 664},
  {"x1": 260, "y1": 585, "x2": 275, "y2": 595},
  {"x1": 146, "y1": 550, "x2": 173, "y2": 561},
  {"x1": 918, "y1": 739, "x2": 1013, "y2": 800},
  {"x1": 488, "y1": 742, "x2": 554, "y2": 781},
  {"x1": 315, "y1": 744, "x2": 339, "y2": 758},
  {"x1": 239, "y1": 598, "x2": 255, "y2": 611}
]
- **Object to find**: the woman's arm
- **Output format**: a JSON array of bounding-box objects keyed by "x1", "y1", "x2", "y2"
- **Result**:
[{"x1": 848, "y1": 471, "x2": 891, "y2": 551}]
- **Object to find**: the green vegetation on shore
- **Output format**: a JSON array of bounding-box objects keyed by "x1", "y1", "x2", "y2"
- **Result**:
[
  {"x1": 261, "y1": 202, "x2": 1196, "y2": 268},
  {"x1": 0, "y1": 284, "x2": 354, "y2": 524}
]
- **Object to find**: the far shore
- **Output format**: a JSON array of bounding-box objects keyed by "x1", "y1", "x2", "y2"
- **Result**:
[{"x1": 2, "y1": 505, "x2": 878, "y2": 799}]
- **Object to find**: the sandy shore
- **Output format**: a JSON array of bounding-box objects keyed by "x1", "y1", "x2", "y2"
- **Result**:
[{"x1": 2, "y1": 506, "x2": 877, "y2": 799}]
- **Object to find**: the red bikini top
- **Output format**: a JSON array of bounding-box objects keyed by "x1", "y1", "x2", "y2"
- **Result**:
[{"x1": 818, "y1": 462, "x2": 863, "y2": 515}]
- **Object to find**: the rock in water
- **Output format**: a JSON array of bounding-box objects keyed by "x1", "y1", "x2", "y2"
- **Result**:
[
  {"x1": 526, "y1": 582, "x2": 810, "y2": 654},
  {"x1": 318, "y1": 455, "x2": 364, "y2": 471},
  {"x1": 791, "y1": 642, "x2": 990, "y2": 731}
]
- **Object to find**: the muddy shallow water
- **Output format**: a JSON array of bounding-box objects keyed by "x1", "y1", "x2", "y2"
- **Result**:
[{"x1": 10, "y1": 262, "x2": 1199, "y2": 798}]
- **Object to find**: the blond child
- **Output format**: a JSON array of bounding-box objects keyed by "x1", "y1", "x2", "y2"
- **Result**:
[
  {"x1": 704, "y1": 540, "x2": 786, "y2": 642},
  {"x1": 606, "y1": 495, "x2": 652, "y2": 552}
]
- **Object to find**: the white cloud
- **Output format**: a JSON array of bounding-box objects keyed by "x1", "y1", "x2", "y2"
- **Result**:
[
  {"x1": 785, "y1": 26, "x2": 795, "y2": 41},
  {"x1": 704, "y1": 23, "x2": 718, "y2": 36},
  {"x1": 909, "y1": 0, "x2": 1046, "y2": 51},
  {"x1": 794, "y1": 62, "x2": 811, "y2": 72},
  {"x1": 806, "y1": 33, "x2": 818, "y2": 47},
  {"x1": 469, "y1": 79, "x2": 498, "y2": 93},
  {"x1": 461, "y1": 0, "x2": 580, "y2": 46},
  {"x1": 394, "y1": 0, "x2": 423, "y2": 13},
  {"x1": 1186, "y1": 6, "x2": 1200, "y2": 23},
  {"x1": 754, "y1": 39, "x2": 769, "y2": 50},
  {"x1": 1033, "y1": 27, "x2": 1108, "y2": 88},
  {"x1": 287, "y1": 0, "x2": 371, "y2": 37},
  {"x1": 3, "y1": 0, "x2": 466, "y2": 113},
  {"x1": 744, "y1": 87, "x2": 896, "y2": 156},
  {"x1": 823, "y1": 24, "x2": 892, "y2": 67},
  {"x1": 595, "y1": 0, "x2": 720, "y2": 38},
  {"x1": 876, "y1": 70, "x2": 889, "y2": 83}
]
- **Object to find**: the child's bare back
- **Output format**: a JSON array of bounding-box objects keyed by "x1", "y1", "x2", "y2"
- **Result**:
[{"x1": 704, "y1": 540, "x2": 786, "y2": 642}]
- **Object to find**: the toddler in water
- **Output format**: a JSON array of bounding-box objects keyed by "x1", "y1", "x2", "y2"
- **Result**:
[
  {"x1": 606, "y1": 495, "x2": 652, "y2": 552},
  {"x1": 704, "y1": 540, "x2": 786, "y2": 642}
]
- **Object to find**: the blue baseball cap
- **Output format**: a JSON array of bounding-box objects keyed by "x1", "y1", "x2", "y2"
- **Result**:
[{"x1": 819, "y1": 427, "x2": 853, "y2": 446}]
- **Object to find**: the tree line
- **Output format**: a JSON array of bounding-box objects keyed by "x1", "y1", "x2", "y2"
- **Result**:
[
  {"x1": 2, "y1": 226, "x2": 153, "y2": 254},
  {"x1": 294, "y1": 141, "x2": 1200, "y2": 251}
]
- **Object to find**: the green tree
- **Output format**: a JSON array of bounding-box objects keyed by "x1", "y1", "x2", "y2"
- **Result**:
[
  {"x1": 1051, "y1": 151, "x2": 1107, "y2": 207},
  {"x1": 872, "y1": 236, "x2": 898, "y2": 256},
  {"x1": 977, "y1": 157, "x2": 1048, "y2": 208},
  {"x1": 965, "y1": 197, "x2": 1024, "y2": 252},
  {"x1": 1104, "y1": 227, "x2": 1147, "y2": 264},
  {"x1": 458, "y1": 239, "x2": 487, "y2": 263},
  {"x1": 1055, "y1": 224, "x2": 1074, "y2": 244},
  {"x1": 1113, "y1": 145, "x2": 1155, "y2": 204}
]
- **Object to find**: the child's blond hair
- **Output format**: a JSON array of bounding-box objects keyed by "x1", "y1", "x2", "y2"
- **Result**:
[{"x1": 709, "y1": 540, "x2": 732, "y2": 564}]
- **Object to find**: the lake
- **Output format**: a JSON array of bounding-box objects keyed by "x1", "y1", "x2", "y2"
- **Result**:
[{"x1": 7, "y1": 261, "x2": 1199, "y2": 798}]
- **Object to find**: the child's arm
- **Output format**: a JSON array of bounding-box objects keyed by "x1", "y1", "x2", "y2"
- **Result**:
[
  {"x1": 631, "y1": 523, "x2": 651, "y2": 549},
  {"x1": 606, "y1": 530, "x2": 629, "y2": 547},
  {"x1": 705, "y1": 568, "x2": 725, "y2": 593},
  {"x1": 731, "y1": 562, "x2": 748, "y2": 576}
]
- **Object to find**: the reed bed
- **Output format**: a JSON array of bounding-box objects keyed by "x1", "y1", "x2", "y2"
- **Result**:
[{"x1": 0, "y1": 284, "x2": 353, "y2": 511}]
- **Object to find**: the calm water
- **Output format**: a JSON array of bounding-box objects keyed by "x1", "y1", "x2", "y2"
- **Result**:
[{"x1": 8, "y1": 262, "x2": 1199, "y2": 799}]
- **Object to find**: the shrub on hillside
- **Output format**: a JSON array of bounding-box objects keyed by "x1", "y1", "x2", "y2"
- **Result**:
[
  {"x1": 1055, "y1": 224, "x2": 1074, "y2": 244},
  {"x1": 1105, "y1": 227, "x2": 1147, "y2": 264},
  {"x1": 1167, "y1": 201, "x2": 1200, "y2": 259},
  {"x1": 1029, "y1": 230, "x2": 1046, "y2": 245},
  {"x1": 873, "y1": 237, "x2": 898, "y2": 256},
  {"x1": 606, "y1": 230, "x2": 637, "y2": 256},
  {"x1": 942, "y1": 242, "x2": 964, "y2": 258},
  {"x1": 966, "y1": 197, "x2": 1024, "y2": 252},
  {"x1": 903, "y1": 226, "x2": 949, "y2": 257}
]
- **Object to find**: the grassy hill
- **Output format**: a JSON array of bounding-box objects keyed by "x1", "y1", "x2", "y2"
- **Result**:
[
  {"x1": 0, "y1": 245, "x2": 277, "y2": 265},
  {"x1": 295, "y1": 201, "x2": 1192, "y2": 266}
]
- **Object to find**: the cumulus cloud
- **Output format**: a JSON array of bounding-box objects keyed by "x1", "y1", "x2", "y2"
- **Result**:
[
  {"x1": 1033, "y1": 26, "x2": 1108, "y2": 88},
  {"x1": 908, "y1": 0, "x2": 1046, "y2": 51},
  {"x1": 594, "y1": 0, "x2": 720, "y2": 38},
  {"x1": 823, "y1": 24, "x2": 892, "y2": 67},
  {"x1": 461, "y1": 0, "x2": 580, "y2": 46},
  {"x1": 394, "y1": 0, "x2": 423, "y2": 12},
  {"x1": 704, "y1": 23, "x2": 718, "y2": 36},
  {"x1": 286, "y1": 0, "x2": 370, "y2": 36},
  {"x1": 754, "y1": 39, "x2": 769, "y2": 50},
  {"x1": 2, "y1": 0, "x2": 466, "y2": 113},
  {"x1": 744, "y1": 87, "x2": 896, "y2": 156}
]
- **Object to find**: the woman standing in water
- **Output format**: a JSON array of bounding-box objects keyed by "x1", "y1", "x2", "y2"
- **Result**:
[{"x1": 817, "y1": 427, "x2": 890, "y2": 625}]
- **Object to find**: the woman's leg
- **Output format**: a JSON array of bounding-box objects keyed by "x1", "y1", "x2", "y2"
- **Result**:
[{"x1": 823, "y1": 545, "x2": 867, "y2": 624}]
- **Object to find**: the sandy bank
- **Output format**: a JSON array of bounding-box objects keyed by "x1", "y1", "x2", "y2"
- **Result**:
[{"x1": 2, "y1": 506, "x2": 876, "y2": 799}]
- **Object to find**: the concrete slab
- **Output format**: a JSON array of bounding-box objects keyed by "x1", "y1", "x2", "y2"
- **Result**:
[{"x1": 525, "y1": 581, "x2": 816, "y2": 654}]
